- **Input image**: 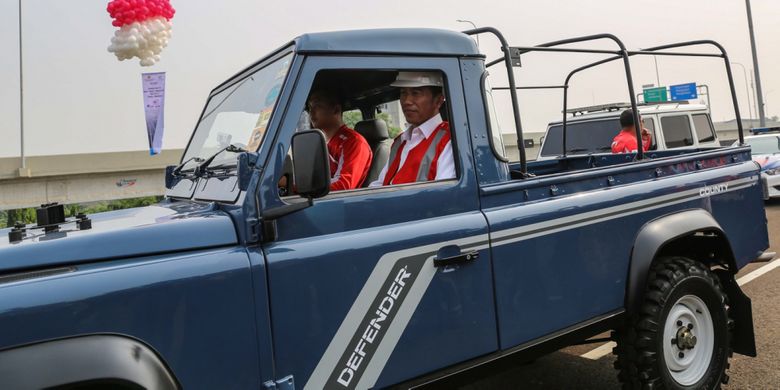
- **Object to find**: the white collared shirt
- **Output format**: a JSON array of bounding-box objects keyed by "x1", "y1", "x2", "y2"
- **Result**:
[{"x1": 369, "y1": 113, "x2": 455, "y2": 187}]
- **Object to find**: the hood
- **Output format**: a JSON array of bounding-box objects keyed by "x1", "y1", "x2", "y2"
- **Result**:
[
  {"x1": 0, "y1": 201, "x2": 237, "y2": 274},
  {"x1": 752, "y1": 154, "x2": 780, "y2": 172}
]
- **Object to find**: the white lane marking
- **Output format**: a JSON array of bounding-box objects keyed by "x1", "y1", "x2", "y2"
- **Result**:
[
  {"x1": 581, "y1": 257, "x2": 780, "y2": 361},
  {"x1": 737, "y1": 258, "x2": 780, "y2": 286},
  {"x1": 581, "y1": 341, "x2": 617, "y2": 360}
]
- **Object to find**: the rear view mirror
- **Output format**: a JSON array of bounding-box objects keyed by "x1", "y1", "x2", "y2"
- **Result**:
[{"x1": 292, "y1": 130, "x2": 330, "y2": 199}]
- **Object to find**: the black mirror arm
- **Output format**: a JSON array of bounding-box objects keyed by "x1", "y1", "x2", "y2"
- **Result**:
[{"x1": 262, "y1": 197, "x2": 313, "y2": 221}]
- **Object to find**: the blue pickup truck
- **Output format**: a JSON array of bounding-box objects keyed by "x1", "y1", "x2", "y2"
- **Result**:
[{"x1": 0, "y1": 28, "x2": 771, "y2": 389}]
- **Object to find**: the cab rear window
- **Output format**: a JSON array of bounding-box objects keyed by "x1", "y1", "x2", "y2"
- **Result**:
[
  {"x1": 540, "y1": 119, "x2": 621, "y2": 156},
  {"x1": 661, "y1": 115, "x2": 694, "y2": 148}
]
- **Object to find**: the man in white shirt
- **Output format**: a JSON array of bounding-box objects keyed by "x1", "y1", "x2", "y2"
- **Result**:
[{"x1": 369, "y1": 71, "x2": 455, "y2": 187}]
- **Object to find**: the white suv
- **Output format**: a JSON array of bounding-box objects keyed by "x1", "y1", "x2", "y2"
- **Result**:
[
  {"x1": 734, "y1": 132, "x2": 780, "y2": 199},
  {"x1": 537, "y1": 102, "x2": 720, "y2": 160}
]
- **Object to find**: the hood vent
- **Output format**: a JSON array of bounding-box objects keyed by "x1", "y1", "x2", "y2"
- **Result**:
[
  {"x1": 0, "y1": 266, "x2": 76, "y2": 285},
  {"x1": 8, "y1": 203, "x2": 92, "y2": 244}
]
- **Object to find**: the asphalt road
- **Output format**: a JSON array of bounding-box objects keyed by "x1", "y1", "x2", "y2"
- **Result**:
[{"x1": 458, "y1": 200, "x2": 780, "y2": 389}]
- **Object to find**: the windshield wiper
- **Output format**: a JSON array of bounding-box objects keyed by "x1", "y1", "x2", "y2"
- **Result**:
[
  {"x1": 172, "y1": 156, "x2": 205, "y2": 176},
  {"x1": 565, "y1": 148, "x2": 588, "y2": 153},
  {"x1": 194, "y1": 144, "x2": 248, "y2": 176}
]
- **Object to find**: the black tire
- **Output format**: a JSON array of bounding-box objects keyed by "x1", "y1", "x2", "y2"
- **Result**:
[{"x1": 613, "y1": 256, "x2": 733, "y2": 389}]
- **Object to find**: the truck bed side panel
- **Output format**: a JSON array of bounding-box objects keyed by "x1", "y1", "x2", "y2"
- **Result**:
[{"x1": 480, "y1": 155, "x2": 762, "y2": 349}]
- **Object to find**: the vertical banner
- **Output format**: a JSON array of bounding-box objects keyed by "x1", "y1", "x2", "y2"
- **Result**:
[{"x1": 142, "y1": 72, "x2": 166, "y2": 155}]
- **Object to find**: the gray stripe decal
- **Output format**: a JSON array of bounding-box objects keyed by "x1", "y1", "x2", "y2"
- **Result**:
[
  {"x1": 304, "y1": 236, "x2": 489, "y2": 390},
  {"x1": 325, "y1": 253, "x2": 427, "y2": 389},
  {"x1": 305, "y1": 175, "x2": 757, "y2": 389},
  {"x1": 491, "y1": 176, "x2": 756, "y2": 244}
]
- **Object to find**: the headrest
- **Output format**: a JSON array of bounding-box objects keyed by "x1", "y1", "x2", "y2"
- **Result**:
[{"x1": 355, "y1": 119, "x2": 390, "y2": 143}]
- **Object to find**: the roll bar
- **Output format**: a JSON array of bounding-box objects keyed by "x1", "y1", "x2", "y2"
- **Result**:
[
  {"x1": 464, "y1": 28, "x2": 744, "y2": 176},
  {"x1": 564, "y1": 40, "x2": 743, "y2": 144},
  {"x1": 462, "y1": 27, "x2": 529, "y2": 176}
]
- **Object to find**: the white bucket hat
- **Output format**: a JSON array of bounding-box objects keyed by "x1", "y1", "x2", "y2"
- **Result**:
[{"x1": 390, "y1": 71, "x2": 444, "y2": 88}]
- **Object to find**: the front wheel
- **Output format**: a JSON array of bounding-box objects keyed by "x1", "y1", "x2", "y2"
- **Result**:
[{"x1": 613, "y1": 257, "x2": 732, "y2": 389}]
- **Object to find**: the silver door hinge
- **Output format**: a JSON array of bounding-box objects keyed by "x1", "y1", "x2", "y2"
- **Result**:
[{"x1": 263, "y1": 375, "x2": 294, "y2": 390}]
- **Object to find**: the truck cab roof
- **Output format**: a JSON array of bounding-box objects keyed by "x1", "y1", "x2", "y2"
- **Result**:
[{"x1": 294, "y1": 28, "x2": 480, "y2": 57}]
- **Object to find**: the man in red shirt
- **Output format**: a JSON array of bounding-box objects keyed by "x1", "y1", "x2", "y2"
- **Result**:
[
  {"x1": 307, "y1": 90, "x2": 373, "y2": 191},
  {"x1": 611, "y1": 109, "x2": 652, "y2": 154}
]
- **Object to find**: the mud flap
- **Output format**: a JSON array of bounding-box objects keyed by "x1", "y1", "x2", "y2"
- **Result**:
[{"x1": 715, "y1": 269, "x2": 757, "y2": 357}]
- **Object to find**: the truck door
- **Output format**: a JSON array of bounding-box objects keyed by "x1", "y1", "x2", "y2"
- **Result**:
[{"x1": 259, "y1": 56, "x2": 497, "y2": 389}]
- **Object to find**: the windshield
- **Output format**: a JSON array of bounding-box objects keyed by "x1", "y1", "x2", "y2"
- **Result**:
[
  {"x1": 540, "y1": 118, "x2": 622, "y2": 156},
  {"x1": 745, "y1": 136, "x2": 780, "y2": 155},
  {"x1": 180, "y1": 52, "x2": 294, "y2": 170}
]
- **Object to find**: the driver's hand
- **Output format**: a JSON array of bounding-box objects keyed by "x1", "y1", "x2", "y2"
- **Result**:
[{"x1": 278, "y1": 176, "x2": 289, "y2": 197}]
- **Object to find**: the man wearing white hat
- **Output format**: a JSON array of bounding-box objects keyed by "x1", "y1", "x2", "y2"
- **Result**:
[{"x1": 369, "y1": 71, "x2": 455, "y2": 187}]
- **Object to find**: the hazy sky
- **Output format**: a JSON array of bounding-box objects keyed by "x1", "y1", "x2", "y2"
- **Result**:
[{"x1": 1, "y1": 0, "x2": 779, "y2": 157}]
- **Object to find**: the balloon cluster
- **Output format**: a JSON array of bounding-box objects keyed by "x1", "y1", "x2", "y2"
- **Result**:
[{"x1": 106, "y1": 0, "x2": 175, "y2": 67}]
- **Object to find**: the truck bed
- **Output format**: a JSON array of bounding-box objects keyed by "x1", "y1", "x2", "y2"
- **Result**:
[{"x1": 492, "y1": 145, "x2": 765, "y2": 269}]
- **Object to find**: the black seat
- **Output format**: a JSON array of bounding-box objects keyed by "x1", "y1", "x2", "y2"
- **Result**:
[{"x1": 355, "y1": 119, "x2": 393, "y2": 187}]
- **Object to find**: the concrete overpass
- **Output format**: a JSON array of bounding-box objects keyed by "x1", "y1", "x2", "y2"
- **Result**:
[
  {"x1": 0, "y1": 150, "x2": 182, "y2": 210},
  {"x1": 0, "y1": 121, "x2": 756, "y2": 211}
]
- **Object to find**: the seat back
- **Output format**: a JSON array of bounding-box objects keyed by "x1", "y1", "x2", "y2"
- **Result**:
[{"x1": 354, "y1": 119, "x2": 392, "y2": 186}]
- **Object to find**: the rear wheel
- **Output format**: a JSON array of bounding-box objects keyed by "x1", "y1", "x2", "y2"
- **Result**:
[{"x1": 613, "y1": 257, "x2": 732, "y2": 389}]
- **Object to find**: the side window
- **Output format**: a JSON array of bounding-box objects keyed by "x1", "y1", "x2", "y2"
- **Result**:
[
  {"x1": 661, "y1": 115, "x2": 694, "y2": 148},
  {"x1": 643, "y1": 117, "x2": 657, "y2": 150},
  {"x1": 342, "y1": 108, "x2": 364, "y2": 129},
  {"x1": 692, "y1": 114, "x2": 716, "y2": 143},
  {"x1": 375, "y1": 101, "x2": 404, "y2": 139},
  {"x1": 280, "y1": 69, "x2": 457, "y2": 196},
  {"x1": 483, "y1": 73, "x2": 508, "y2": 161}
]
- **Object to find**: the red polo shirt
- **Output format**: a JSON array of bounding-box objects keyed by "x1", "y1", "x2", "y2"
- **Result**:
[
  {"x1": 328, "y1": 125, "x2": 373, "y2": 191},
  {"x1": 611, "y1": 129, "x2": 651, "y2": 154}
]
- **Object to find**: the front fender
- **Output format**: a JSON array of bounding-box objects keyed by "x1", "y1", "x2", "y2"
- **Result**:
[{"x1": 0, "y1": 334, "x2": 179, "y2": 389}]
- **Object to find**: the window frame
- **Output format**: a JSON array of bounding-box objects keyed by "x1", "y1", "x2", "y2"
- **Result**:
[
  {"x1": 643, "y1": 117, "x2": 658, "y2": 150},
  {"x1": 539, "y1": 117, "x2": 622, "y2": 157},
  {"x1": 481, "y1": 71, "x2": 510, "y2": 163},
  {"x1": 692, "y1": 113, "x2": 717, "y2": 144},
  {"x1": 660, "y1": 114, "x2": 695, "y2": 149},
  {"x1": 272, "y1": 61, "x2": 464, "y2": 202}
]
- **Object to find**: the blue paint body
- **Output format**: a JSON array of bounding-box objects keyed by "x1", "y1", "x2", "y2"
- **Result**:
[{"x1": 0, "y1": 28, "x2": 769, "y2": 388}]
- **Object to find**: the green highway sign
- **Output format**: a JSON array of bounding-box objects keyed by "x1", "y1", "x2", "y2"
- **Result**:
[{"x1": 643, "y1": 86, "x2": 668, "y2": 103}]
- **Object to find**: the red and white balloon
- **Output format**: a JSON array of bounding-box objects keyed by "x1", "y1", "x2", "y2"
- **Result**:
[{"x1": 106, "y1": 0, "x2": 176, "y2": 66}]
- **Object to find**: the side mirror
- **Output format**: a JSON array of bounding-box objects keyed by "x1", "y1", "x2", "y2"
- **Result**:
[
  {"x1": 292, "y1": 130, "x2": 330, "y2": 199},
  {"x1": 261, "y1": 130, "x2": 330, "y2": 222}
]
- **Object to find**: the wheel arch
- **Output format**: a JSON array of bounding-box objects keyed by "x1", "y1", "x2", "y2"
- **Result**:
[
  {"x1": 627, "y1": 208, "x2": 737, "y2": 312},
  {"x1": 627, "y1": 208, "x2": 756, "y2": 357},
  {"x1": 0, "y1": 334, "x2": 180, "y2": 390}
]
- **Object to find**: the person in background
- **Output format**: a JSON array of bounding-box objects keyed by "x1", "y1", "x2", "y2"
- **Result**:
[{"x1": 611, "y1": 109, "x2": 651, "y2": 154}]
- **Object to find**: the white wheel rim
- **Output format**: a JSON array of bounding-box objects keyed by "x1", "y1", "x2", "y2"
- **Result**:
[{"x1": 662, "y1": 294, "x2": 715, "y2": 386}]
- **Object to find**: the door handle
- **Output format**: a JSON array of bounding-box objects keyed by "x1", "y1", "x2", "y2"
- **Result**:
[{"x1": 433, "y1": 249, "x2": 479, "y2": 268}]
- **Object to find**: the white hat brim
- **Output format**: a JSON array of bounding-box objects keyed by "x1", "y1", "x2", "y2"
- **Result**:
[{"x1": 390, "y1": 80, "x2": 443, "y2": 88}]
